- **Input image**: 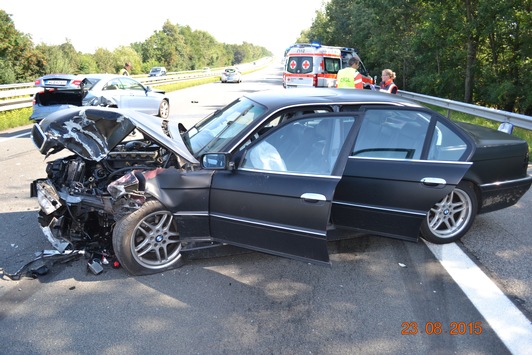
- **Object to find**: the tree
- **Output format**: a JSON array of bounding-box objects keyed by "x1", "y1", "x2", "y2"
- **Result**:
[
  {"x1": 93, "y1": 48, "x2": 115, "y2": 73},
  {"x1": 0, "y1": 10, "x2": 45, "y2": 83},
  {"x1": 113, "y1": 46, "x2": 142, "y2": 74}
]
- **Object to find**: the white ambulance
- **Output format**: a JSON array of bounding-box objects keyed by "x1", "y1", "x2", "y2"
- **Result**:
[{"x1": 283, "y1": 44, "x2": 342, "y2": 88}]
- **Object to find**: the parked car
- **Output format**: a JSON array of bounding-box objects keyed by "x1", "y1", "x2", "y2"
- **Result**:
[
  {"x1": 30, "y1": 88, "x2": 532, "y2": 275},
  {"x1": 221, "y1": 67, "x2": 241, "y2": 83},
  {"x1": 148, "y1": 67, "x2": 167, "y2": 77},
  {"x1": 30, "y1": 74, "x2": 170, "y2": 121}
]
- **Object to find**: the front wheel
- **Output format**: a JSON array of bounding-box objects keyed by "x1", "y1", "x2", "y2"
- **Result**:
[
  {"x1": 420, "y1": 182, "x2": 478, "y2": 244},
  {"x1": 113, "y1": 200, "x2": 183, "y2": 275},
  {"x1": 158, "y1": 99, "x2": 170, "y2": 119}
]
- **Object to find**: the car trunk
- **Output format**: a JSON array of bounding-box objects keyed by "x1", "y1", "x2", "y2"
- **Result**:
[{"x1": 36, "y1": 89, "x2": 83, "y2": 106}]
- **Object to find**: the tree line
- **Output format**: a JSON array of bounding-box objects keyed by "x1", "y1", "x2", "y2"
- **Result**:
[
  {"x1": 0, "y1": 11, "x2": 271, "y2": 84},
  {"x1": 299, "y1": 0, "x2": 531, "y2": 114}
]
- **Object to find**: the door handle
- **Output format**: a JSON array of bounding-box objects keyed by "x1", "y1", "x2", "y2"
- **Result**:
[
  {"x1": 300, "y1": 193, "x2": 326, "y2": 202},
  {"x1": 421, "y1": 177, "x2": 446, "y2": 186}
]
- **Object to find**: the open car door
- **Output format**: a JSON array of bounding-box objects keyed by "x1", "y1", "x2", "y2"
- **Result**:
[{"x1": 208, "y1": 114, "x2": 357, "y2": 265}]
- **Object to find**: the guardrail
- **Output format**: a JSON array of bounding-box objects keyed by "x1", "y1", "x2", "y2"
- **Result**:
[
  {"x1": 397, "y1": 91, "x2": 532, "y2": 131},
  {"x1": 0, "y1": 70, "x2": 224, "y2": 112},
  {"x1": 0, "y1": 60, "x2": 266, "y2": 113}
]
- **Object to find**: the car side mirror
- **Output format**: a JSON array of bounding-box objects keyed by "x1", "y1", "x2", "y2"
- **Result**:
[{"x1": 201, "y1": 153, "x2": 232, "y2": 170}]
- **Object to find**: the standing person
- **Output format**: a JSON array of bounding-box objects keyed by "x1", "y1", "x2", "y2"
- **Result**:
[
  {"x1": 119, "y1": 62, "x2": 131, "y2": 76},
  {"x1": 379, "y1": 69, "x2": 398, "y2": 94},
  {"x1": 336, "y1": 56, "x2": 363, "y2": 89}
]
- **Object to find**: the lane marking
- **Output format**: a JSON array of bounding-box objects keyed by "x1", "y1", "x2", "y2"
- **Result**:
[
  {"x1": 426, "y1": 241, "x2": 532, "y2": 354},
  {"x1": 0, "y1": 131, "x2": 30, "y2": 143}
]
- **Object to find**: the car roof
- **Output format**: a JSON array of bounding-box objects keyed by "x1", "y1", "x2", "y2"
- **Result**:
[
  {"x1": 243, "y1": 88, "x2": 424, "y2": 111},
  {"x1": 83, "y1": 74, "x2": 136, "y2": 80}
]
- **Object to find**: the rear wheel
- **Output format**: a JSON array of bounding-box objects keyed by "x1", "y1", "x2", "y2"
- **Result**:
[
  {"x1": 158, "y1": 99, "x2": 170, "y2": 118},
  {"x1": 113, "y1": 200, "x2": 183, "y2": 275},
  {"x1": 420, "y1": 182, "x2": 478, "y2": 244}
]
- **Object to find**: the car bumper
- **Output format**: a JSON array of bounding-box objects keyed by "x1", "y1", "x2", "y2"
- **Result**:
[{"x1": 478, "y1": 174, "x2": 532, "y2": 213}]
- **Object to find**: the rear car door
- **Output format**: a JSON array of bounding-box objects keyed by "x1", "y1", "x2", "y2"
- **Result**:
[
  {"x1": 209, "y1": 114, "x2": 357, "y2": 264},
  {"x1": 332, "y1": 107, "x2": 472, "y2": 240}
]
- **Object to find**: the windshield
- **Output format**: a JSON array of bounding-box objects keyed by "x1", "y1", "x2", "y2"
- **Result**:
[{"x1": 183, "y1": 97, "x2": 267, "y2": 156}]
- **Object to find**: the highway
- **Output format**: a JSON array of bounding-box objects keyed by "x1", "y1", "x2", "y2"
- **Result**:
[{"x1": 0, "y1": 62, "x2": 530, "y2": 355}]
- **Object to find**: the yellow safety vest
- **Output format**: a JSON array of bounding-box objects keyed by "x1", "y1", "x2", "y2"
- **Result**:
[{"x1": 336, "y1": 67, "x2": 359, "y2": 88}]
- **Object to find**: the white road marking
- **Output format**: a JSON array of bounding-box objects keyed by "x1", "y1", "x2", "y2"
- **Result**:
[
  {"x1": 0, "y1": 131, "x2": 30, "y2": 143},
  {"x1": 426, "y1": 241, "x2": 532, "y2": 355}
]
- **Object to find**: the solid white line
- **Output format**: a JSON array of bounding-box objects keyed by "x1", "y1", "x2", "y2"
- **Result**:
[
  {"x1": 425, "y1": 241, "x2": 532, "y2": 355},
  {"x1": 0, "y1": 131, "x2": 30, "y2": 143}
]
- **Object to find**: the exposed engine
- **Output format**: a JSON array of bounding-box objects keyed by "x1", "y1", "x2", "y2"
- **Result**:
[{"x1": 33, "y1": 138, "x2": 178, "y2": 252}]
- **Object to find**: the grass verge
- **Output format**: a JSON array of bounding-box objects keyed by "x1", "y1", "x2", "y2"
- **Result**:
[{"x1": 0, "y1": 108, "x2": 33, "y2": 131}]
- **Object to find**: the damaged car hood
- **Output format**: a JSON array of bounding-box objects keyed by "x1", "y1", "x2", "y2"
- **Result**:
[{"x1": 31, "y1": 107, "x2": 198, "y2": 164}]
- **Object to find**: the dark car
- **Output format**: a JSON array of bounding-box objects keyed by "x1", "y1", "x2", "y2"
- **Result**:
[
  {"x1": 30, "y1": 88, "x2": 532, "y2": 275},
  {"x1": 30, "y1": 74, "x2": 170, "y2": 121}
]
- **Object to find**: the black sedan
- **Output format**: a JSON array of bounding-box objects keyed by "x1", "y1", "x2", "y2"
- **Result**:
[{"x1": 30, "y1": 88, "x2": 532, "y2": 275}]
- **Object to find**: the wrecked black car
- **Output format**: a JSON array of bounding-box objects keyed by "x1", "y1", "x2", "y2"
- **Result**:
[{"x1": 30, "y1": 89, "x2": 532, "y2": 276}]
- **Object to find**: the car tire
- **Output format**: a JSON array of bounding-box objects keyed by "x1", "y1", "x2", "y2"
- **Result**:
[
  {"x1": 112, "y1": 199, "x2": 183, "y2": 275},
  {"x1": 420, "y1": 181, "x2": 478, "y2": 244},
  {"x1": 158, "y1": 99, "x2": 170, "y2": 119}
]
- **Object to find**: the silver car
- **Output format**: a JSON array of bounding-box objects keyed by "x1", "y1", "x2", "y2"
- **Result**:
[
  {"x1": 30, "y1": 74, "x2": 170, "y2": 121},
  {"x1": 220, "y1": 67, "x2": 242, "y2": 83}
]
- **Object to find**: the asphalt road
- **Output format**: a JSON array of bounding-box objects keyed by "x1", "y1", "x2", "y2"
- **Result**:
[{"x1": 0, "y1": 63, "x2": 530, "y2": 355}]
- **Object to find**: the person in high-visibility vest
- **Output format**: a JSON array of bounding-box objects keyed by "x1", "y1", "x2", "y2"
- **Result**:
[
  {"x1": 379, "y1": 69, "x2": 398, "y2": 94},
  {"x1": 336, "y1": 56, "x2": 363, "y2": 89},
  {"x1": 119, "y1": 62, "x2": 132, "y2": 76}
]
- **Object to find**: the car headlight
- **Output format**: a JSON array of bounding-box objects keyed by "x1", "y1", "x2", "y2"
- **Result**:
[{"x1": 35, "y1": 180, "x2": 62, "y2": 215}]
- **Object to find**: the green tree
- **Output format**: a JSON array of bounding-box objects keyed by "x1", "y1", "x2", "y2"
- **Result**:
[
  {"x1": 93, "y1": 48, "x2": 115, "y2": 73},
  {"x1": 113, "y1": 46, "x2": 142, "y2": 74},
  {"x1": 0, "y1": 10, "x2": 45, "y2": 83}
]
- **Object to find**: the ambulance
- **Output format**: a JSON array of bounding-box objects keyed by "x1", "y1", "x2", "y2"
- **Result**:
[
  {"x1": 283, "y1": 43, "x2": 342, "y2": 88},
  {"x1": 283, "y1": 43, "x2": 374, "y2": 89}
]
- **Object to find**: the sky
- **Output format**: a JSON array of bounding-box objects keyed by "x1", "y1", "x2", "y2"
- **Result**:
[{"x1": 1, "y1": 0, "x2": 328, "y2": 57}]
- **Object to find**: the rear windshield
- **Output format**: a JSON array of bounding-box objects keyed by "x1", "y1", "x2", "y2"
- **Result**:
[
  {"x1": 286, "y1": 56, "x2": 313, "y2": 74},
  {"x1": 81, "y1": 77, "x2": 102, "y2": 90}
]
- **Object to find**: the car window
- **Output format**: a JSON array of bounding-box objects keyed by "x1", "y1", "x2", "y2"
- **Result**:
[
  {"x1": 428, "y1": 121, "x2": 468, "y2": 161},
  {"x1": 103, "y1": 78, "x2": 122, "y2": 91},
  {"x1": 323, "y1": 57, "x2": 341, "y2": 74},
  {"x1": 352, "y1": 109, "x2": 430, "y2": 160},
  {"x1": 241, "y1": 115, "x2": 355, "y2": 175},
  {"x1": 119, "y1": 77, "x2": 145, "y2": 91},
  {"x1": 238, "y1": 107, "x2": 334, "y2": 151},
  {"x1": 286, "y1": 56, "x2": 313, "y2": 74}
]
